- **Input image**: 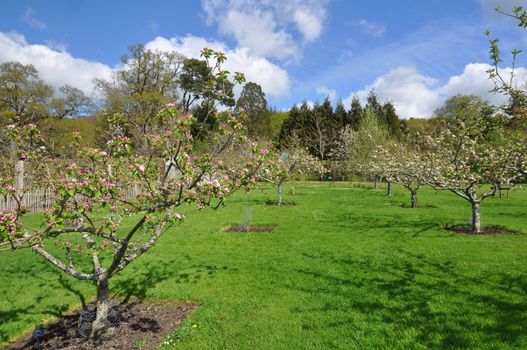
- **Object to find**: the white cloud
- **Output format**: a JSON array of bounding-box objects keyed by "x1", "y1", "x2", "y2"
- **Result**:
[
  {"x1": 144, "y1": 35, "x2": 290, "y2": 96},
  {"x1": 440, "y1": 63, "x2": 527, "y2": 105},
  {"x1": 345, "y1": 66, "x2": 442, "y2": 119},
  {"x1": 343, "y1": 63, "x2": 526, "y2": 119},
  {"x1": 219, "y1": 9, "x2": 298, "y2": 61},
  {"x1": 296, "y1": 100, "x2": 315, "y2": 109},
  {"x1": 201, "y1": 0, "x2": 328, "y2": 61},
  {"x1": 0, "y1": 32, "x2": 113, "y2": 94},
  {"x1": 292, "y1": 7, "x2": 324, "y2": 41},
  {"x1": 353, "y1": 19, "x2": 386, "y2": 38},
  {"x1": 23, "y1": 7, "x2": 47, "y2": 31},
  {"x1": 0, "y1": 31, "x2": 290, "y2": 98},
  {"x1": 316, "y1": 86, "x2": 336, "y2": 101}
]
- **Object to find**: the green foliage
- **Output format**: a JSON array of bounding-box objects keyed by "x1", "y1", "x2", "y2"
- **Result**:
[
  {"x1": 382, "y1": 100, "x2": 402, "y2": 139},
  {"x1": 338, "y1": 107, "x2": 391, "y2": 178},
  {"x1": 179, "y1": 58, "x2": 213, "y2": 112},
  {"x1": 348, "y1": 96, "x2": 364, "y2": 131},
  {"x1": 433, "y1": 94, "x2": 490, "y2": 121},
  {"x1": 95, "y1": 45, "x2": 184, "y2": 146},
  {"x1": 49, "y1": 85, "x2": 92, "y2": 119},
  {"x1": 279, "y1": 99, "x2": 342, "y2": 160},
  {"x1": 248, "y1": 110, "x2": 287, "y2": 141},
  {"x1": 279, "y1": 93, "x2": 402, "y2": 162},
  {"x1": 40, "y1": 116, "x2": 99, "y2": 156},
  {"x1": 236, "y1": 82, "x2": 267, "y2": 119},
  {"x1": 236, "y1": 82, "x2": 268, "y2": 137},
  {"x1": 0, "y1": 61, "x2": 53, "y2": 124},
  {"x1": 334, "y1": 99, "x2": 348, "y2": 126}
]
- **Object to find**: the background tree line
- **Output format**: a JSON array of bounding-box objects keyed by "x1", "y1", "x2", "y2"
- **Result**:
[
  {"x1": 0, "y1": 44, "x2": 277, "y2": 157},
  {"x1": 2, "y1": 42, "x2": 524, "y2": 183}
]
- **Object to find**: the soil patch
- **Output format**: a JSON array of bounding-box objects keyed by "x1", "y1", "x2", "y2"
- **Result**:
[
  {"x1": 8, "y1": 300, "x2": 196, "y2": 350},
  {"x1": 223, "y1": 225, "x2": 275, "y2": 233},
  {"x1": 445, "y1": 225, "x2": 519, "y2": 235},
  {"x1": 400, "y1": 204, "x2": 437, "y2": 209},
  {"x1": 265, "y1": 200, "x2": 297, "y2": 206}
]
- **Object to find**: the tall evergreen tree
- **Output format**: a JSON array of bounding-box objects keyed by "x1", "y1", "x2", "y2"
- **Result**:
[
  {"x1": 280, "y1": 98, "x2": 340, "y2": 161},
  {"x1": 334, "y1": 99, "x2": 348, "y2": 127},
  {"x1": 236, "y1": 82, "x2": 268, "y2": 136},
  {"x1": 279, "y1": 103, "x2": 306, "y2": 147},
  {"x1": 365, "y1": 89, "x2": 384, "y2": 124},
  {"x1": 382, "y1": 100, "x2": 402, "y2": 139},
  {"x1": 349, "y1": 96, "x2": 364, "y2": 131}
]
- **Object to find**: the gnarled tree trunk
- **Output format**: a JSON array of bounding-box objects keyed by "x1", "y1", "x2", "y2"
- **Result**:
[{"x1": 91, "y1": 274, "x2": 111, "y2": 338}]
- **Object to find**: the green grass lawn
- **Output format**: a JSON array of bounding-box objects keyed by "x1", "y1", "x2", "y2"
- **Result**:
[{"x1": 1, "y1": 183, "x2": 527, "y2": 349}]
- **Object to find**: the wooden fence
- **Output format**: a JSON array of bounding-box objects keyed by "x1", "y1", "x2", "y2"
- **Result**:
[
  {"x1": 0, "y1": 187, "x2": 141, "y2": 213},
  {"x1": 1, "y1": 189, "x2": 54, "y2": 212}
]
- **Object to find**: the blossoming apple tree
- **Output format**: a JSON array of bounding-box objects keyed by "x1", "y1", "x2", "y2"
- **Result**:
[
  {"x1": 262, "y1": 143, "x2": 325, "y2": 205},
  {"x1": 0, "y1": 49, "x2": 268, "y2": 338},
  {"x1": 422, "y1": 109, "x2": 521, "y2": 233},
  {"x1": 371, "y1": 141, "x2": 428, "y2": 208}
]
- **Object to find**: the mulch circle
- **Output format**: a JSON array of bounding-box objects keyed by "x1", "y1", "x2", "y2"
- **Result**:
[
  {"x1": 400, "y1": 204, "x2": 437, "y2": 208},
  {"x1": 223, "y1": 225, "x2": 275, "y2": 233},
  {"x1": 445, "y1": 225, "x2": 518, "y2": 235},
  {"x1": 8, "y1": 300, "x2": 197, "y2": 350},
  {"x1": 265, "y1": 200, "x2": 297, "y2": 206}
]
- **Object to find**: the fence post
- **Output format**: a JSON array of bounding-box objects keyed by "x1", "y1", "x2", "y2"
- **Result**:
[{"x1": 15, "y1": 160, "x2": 25, "y2": 193}]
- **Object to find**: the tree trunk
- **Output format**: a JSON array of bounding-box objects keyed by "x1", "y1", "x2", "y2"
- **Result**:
[
  {"x1": 411, "y1": 190, "x2": 418, "y2": 208},
  {"x1": 374, "y1": 176, "x2": 379, "y2": 189},
  {"x1": 471, "y1": 201, "x2": 481, "y2": 233},
  {"x1": 91, "y1": 275, "x2": 111, "y2": 338},
  {"x1": 387, "y1": 181, "x2": 392, "y2": 196},
  {"x1": 277, "y1": 183, "x2": 283, "y2": 205}
]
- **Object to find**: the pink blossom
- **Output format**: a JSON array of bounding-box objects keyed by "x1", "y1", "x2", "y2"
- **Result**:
[{"x1": 165, "y1": 102, "x2": 175, "y2": 108}]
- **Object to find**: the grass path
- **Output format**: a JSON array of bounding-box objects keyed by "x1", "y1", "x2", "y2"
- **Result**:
[{"x1": 1, "y1": 183, "x2": 527, "y2": 349}]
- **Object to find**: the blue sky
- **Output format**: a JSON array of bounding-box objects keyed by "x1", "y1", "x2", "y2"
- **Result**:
[{"x1": 1, "y1": 0, "x2": 526, "y2": 118}]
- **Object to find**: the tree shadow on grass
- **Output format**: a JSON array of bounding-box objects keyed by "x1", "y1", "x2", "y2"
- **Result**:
[
  {"x1": 1, "y1": 257, "x2": 229, "y2": 345},
  {"x1": 325, "y1": 214, "x2": 446, "y2": 237},
  {"x1": 112, "y1": 259, "x2": 230, "y2": 303},
  {"x1": 0, "y1": 294, "x2": 71, "y2": 344},
  {"x1": 288, "y1": 251, "x2": 527, "y2": 348},
  {"x1": 57, "y1": 274, "x2": 87, "y2": 310}
]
